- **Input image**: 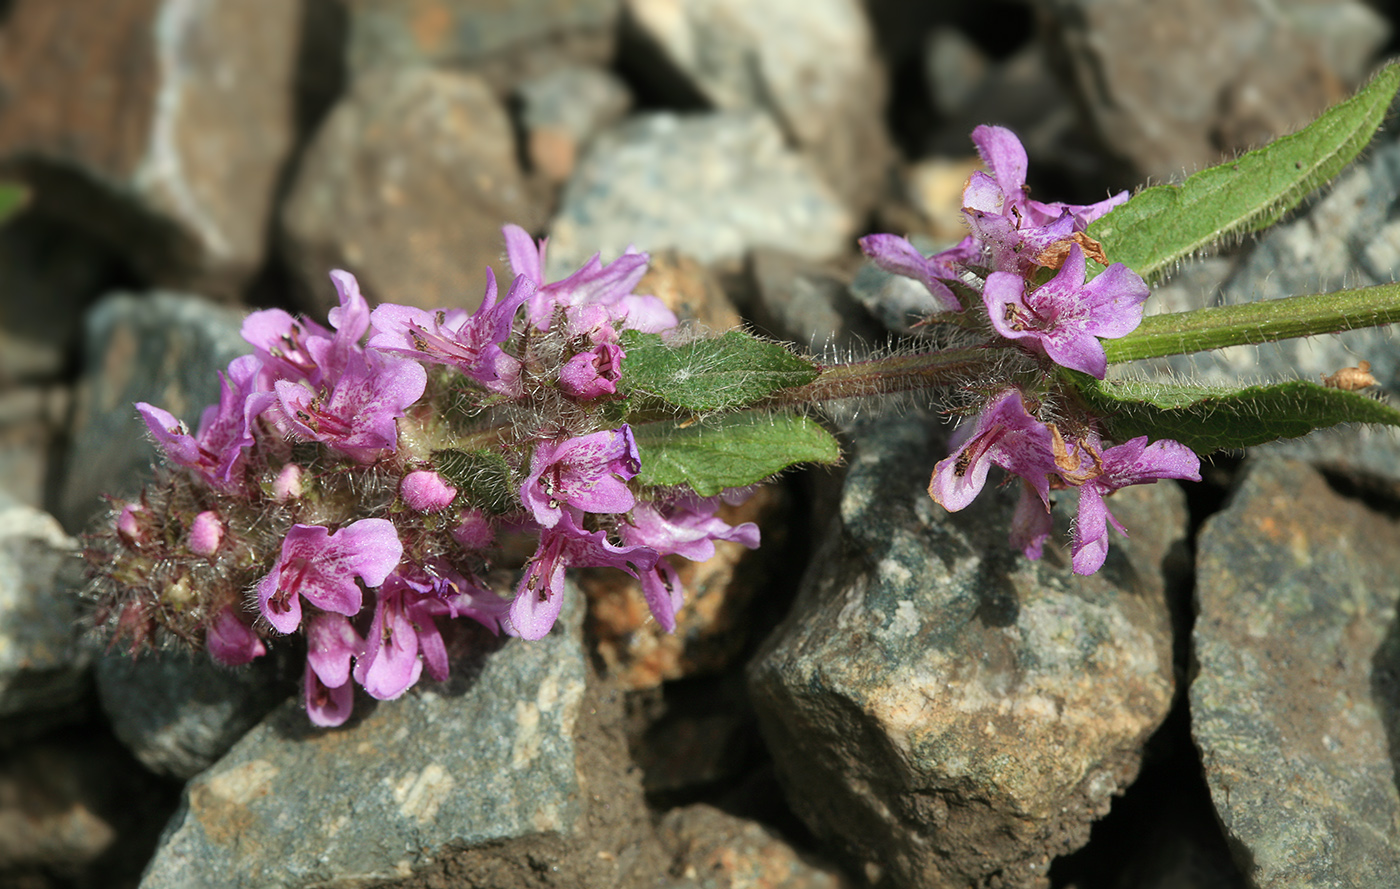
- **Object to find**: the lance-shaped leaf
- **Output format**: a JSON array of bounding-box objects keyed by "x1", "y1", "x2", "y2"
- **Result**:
[
  {"x1": 619, "y1": 329, "x2": 819, "y2": 413},
  {"x1": 1087, "y1": 61, "x2": 1400, "y2": 281},
  {"x1": 1066, "y1": 371, "x2": 1400, "y2": 453},
  {"x1": 1103, "y1": 283, "x2": 1400, "y2": 364},
  {"x1": 632, "y1": 411, "x2": 841, "y2": 496}
]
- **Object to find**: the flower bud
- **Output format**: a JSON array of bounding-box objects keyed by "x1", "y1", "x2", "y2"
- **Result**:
[
  {"x1": 402, "y1": 470, "x2": 458, "y2": 513},
  {"x1": 273, "y1": 463, "x2": 303, "y2": 502},
  {"x1": 189, "y1": 510, "x2": 224, "y2": 556}
]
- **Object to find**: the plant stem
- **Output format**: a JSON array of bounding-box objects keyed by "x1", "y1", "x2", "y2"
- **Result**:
[
  {"x1": 760, "y1": 346, "x2": 998, "y2": 408},
  {"x1": 1104, "y1": 283, "x2": 1400, "y2": 363}
]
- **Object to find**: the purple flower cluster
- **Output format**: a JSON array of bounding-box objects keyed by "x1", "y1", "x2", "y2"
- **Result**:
[
  {"x1": 106, "y1": 225, "x2": 755, "y2": 726},
  {"x1": 861, "y1": 126, "x2": 1199, "y2": 572}
]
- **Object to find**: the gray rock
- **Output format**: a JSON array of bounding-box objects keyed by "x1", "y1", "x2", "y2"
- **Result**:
[
  {"x1": 657, "y1": 804, "x2": 853, "y2": 889},
  {"x1": 0, "y1": 0, "x2": 301, "y2": 298},
  {"x1": 346, "y1": 0, "x2": 621, "y2": 93},
  {"x1": 746, "y1": 249, "x2": 882, "y2": 352},
  {"x1": 58, "y1": 290, "x2": 249, "y2": 534},
  {"x1": 0, "y1": 384, "x2": 69, "y2": 510},
  {"x1": 517, "y1": 65, "x2": 632, "y2": 184},
  {"x1": 138, "y1": 591, "x2": 664, "y2": 889},
  {"x1": 95, "y1": 649, "x2": 292, "y2": 781},
  {"x1": 0, "y1": 212, "x2": 120, "y2": 386},
  {"x1": 281, "y1": 67, "x2": 548, "y2": 315},
  {"x1": 0, "y1": 495, "x2": 89, "y2": 739},
  {"x1": 1192, "y1": 458, "x2": 1400, "y2": 886},
  {"x1": 1043, "y1": 0, "x2": 1380, "y2": 183},
  {"x1": 546, "y1": 112, "x2": 853, "y2": 277},
  {"x1": 622, "y1": 0, "x2": 891, "y2": 214},
  {"x1": 748, "y1": 413, "x2": 1182, "y2": 889}
]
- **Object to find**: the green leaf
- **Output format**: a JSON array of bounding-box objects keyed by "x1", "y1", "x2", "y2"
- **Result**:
[
  {"x1": 1104, "y1": 283, "x2": 1400, "y2": 364},
  {"x1": 619, "y1": 329, "x2": 818, "y2": 413},
  {"x1": 1067, "y1": 371, "x2": 1400, "y2": 453},
  {"x1": 632, "y1": 411, "x2": 841, "y2": 496},
  {"x1": 432, "y1": 448, "x2": 515, "y2": 513},
  {"x1": 1087, "y1": 61, "x2": 1400, "y2": 281}
]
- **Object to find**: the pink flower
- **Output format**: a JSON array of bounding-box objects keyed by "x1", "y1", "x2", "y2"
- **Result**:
[
  {"x1": 983, "y1": 243, "x2": 1148, "y2": 378},
  {"x1": 367, "y1": 269, "x2": 532, "y2": 396},
  {"x1": 1070, "y1": 436, "x2": 1201, "y2": 575},
  {"x1": 502, "y1": 224, "x2": 677, "y2": 332},
  {"x1": 520, "y1": 426, "x2": 641, "y2": 528},
  {"x1": 858, "y1": 234, "x2": 977, "y2": 314},
  {"x1": 207, "y1": 607, "x2": 266, "y2": 666},
  {"x1": 558, "y1": 342, "x2": 625, "y2": 399},
  {"x1": 929, "y1": 390, "x2": 1059, "y2": 512},
  {"x1": 256, "y1": 520, "x2": 403, "y2": 634},
  {"x1": 401, "y1": 470, "x2": 458, "y2": 513}
]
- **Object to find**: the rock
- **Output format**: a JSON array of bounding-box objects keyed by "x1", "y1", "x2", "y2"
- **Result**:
[
  {"x1": 518, "y1": 65, "x2": 632, "y2": 185},
  {"x1": 281, "y1": 67, "x2": 548, "y2": 315},
  {"x1": 95, "y1": 649, "x2": 293, "y2": 781},
  {"x1": 0, "y1": 212, "x2": 122, "y2": 387},
  {"x1": 658, "y1": 804, "x2": 854, "y2": 888},
  {"x1": 546, "y1": 112, "x2": 854, "y2": 278},
  {"x1": 746, "y1": 249, "x2": 882, "y2": 352},
  {"x1": 58, "y1": 291, "x2": 249, "y2": 534},
  {"x1": 1043, "y1": 0, "x2": 1375, "y2": 183},
  {"x1": 1192, "y1": 458, "x2": 1400, "y2": 885},
  {"x1": 1120, "y1": 131, "x2": 1400, "y2": 483},
  {"x1": 0, "y1": 384, "x2": 69, "y2": 510},
  {"x1": 0, "y1": 495, "x2": 89, "y2": 741},
  {"x1": 0, "y1": 730, "x2": 175, "y2": 885},
  {"x1": 138, "y1": 591, "x2": 668, "y2": 888},
  {"x1": 748, "y1": 413, "x2": 1182, "y2": 889},
  {"x1": 636, "y1": 250, "x2": 743, "y2": 332},
  {"x1": 621, "y1": 0, "x2": 891, "y2": 214},
  {"x1": 345, "y1": 0, "x2": 621, "y2": 94},
  {"x1": 0, "y1": 0, "x2": 301, "y2": 298}
]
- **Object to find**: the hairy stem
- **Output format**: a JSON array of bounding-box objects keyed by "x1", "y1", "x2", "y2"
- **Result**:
[
  {"x1": 760, "y1": 346, "x2": 999, "y2": 408},
  {"x1": 1104, "y1": 283, "x2": 1400, "y2": 364}
]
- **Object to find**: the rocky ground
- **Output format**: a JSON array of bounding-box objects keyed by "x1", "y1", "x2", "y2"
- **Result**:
[{"x1": 2, "y1": 1, "x2": 1400, "y2": 887}]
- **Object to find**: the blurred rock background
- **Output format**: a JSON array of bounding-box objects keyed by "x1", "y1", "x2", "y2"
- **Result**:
[{"x1": 1, "y1": 1, "x2": 1400, "y2": 887}]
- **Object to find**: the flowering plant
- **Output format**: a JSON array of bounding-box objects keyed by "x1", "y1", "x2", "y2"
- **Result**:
[{"x1": 87, "y1": 63, "x2": 1400, "y2": 725}]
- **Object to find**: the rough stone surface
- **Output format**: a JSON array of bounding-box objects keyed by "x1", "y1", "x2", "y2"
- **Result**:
[
  {"x1": 282, "y1": 67, "x2": 548, "y2": 315},
  {"x1": 58, "y1": 290, "x2": 249, "y2": 534},
  {"x1": 0, "y1": 384, "x2": 70, "y2": 510},
  {"x1": 1122, "y1": 131, "x2": 1400, "y2": 482},
  {"x1": 1044, "y1": 0, "x2": 1382, "y2": 183},
  {"x1": 622, "y1": 0, "x2": 891, "y2": 214},
  {"x1": 0, "y1": 212, "x2": 120, "y2": 386},
  {"x1": 95, "y1": 649, "x2": 293, "y2": 781},
  {"x1": 657, "y1": 804, "x2": 853, "y2": 888},
  {"x1": 1192, "y1": 458, "x2": 1400, "y2": 886},
  {"x1": 0, "y1": 0, "x2": 301, "y2": 298},
  {"x1": 346, "y1": 0, "x2": 621, "y2": 93},
  {"x1": 518, "y1": 65, "x2": 633, "y2": 185},
  {"x1": 138, "y1": 593, "x2": 663, "y2": 889},
  {"x1": 746, "y1": 249, "x2": 883, "y2": 352},
  {"x1": 748, "y1": 413, "x2": 1183, "y2": 889},
  {"x1": 546, "y1": 112, "x2": 853, "y2": 277},
  {"x1": 0, "y1": 494, "x2": 88, "y2": 739}
]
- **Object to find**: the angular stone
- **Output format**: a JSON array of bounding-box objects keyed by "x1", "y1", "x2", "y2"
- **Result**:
[
  {"x1": 1046, "y1": 0, "x2": 1374, "y2": 183},
  {"x1": 58, "y1": 291, "x2": 249, "y2": 533},
  {"x1": 282, "y1": 67, "x2": 548, "y2": 315},
  {"x1": 546, "y1": 112, "x2": 853, "y2": 277},
  {"x1": 746, "y1": 249, "x2": 882, "y2": 351},
  {"x1": 0, "y1": 0, "x2": 301, "y2": 298},
  {"x1": 1192, "y1": 458, "x2": 1400, "y2": 885},
  {"x1": 0, "y1": 384, "x2": 69, "y2": 510},
  {"x1": 517, "y1": 65, "x2": 632, "y2": 184},
  {"x1": 138, "y1": 593, "x2": 665, "y2": 888},
  {"x1": 95, "y1": 649, "x2": 293, "y2": 781},
  {"x1": 346, "y1": 0, "x2": 621, "y2": 93},
  {"x1": 0, "y1": 495, "x2": 88, "y2": 740},
  {"x1": 622, "y1": 0, "x2": 891, "y2": 214},
  {"x1": 658, "y1": 804, "x2": 853, "y2": 889},
  {"x1": 748, "y1": 414, "x2": 1181, "y2": 889}
]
